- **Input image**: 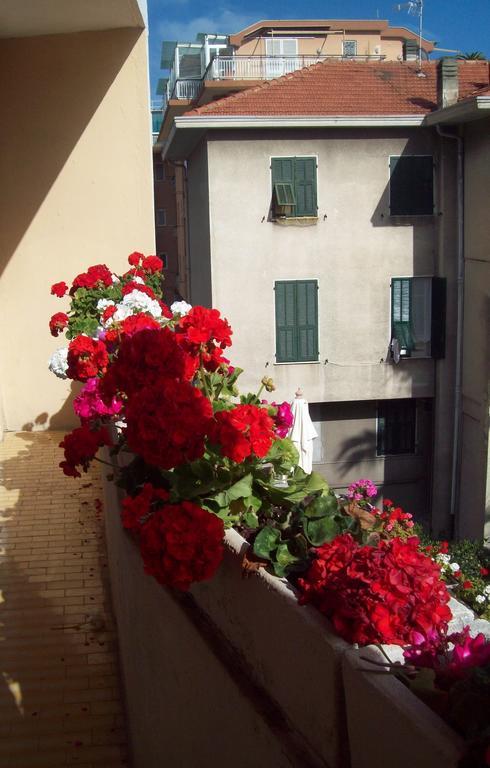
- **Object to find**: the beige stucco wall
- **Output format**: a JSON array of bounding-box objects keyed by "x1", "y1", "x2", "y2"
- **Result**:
[
  {"x1": 458, "y1": 118, "x2": 490, "y2": 538},
  {"x1": 199, "y1": 128, "x2": 437, "y2": 405},
  {"x1": 236, "y1": 33, "x2": 387, "y2": 58},
  {"x1": 0, "y1": 28, "x2": 155, "y2": 432}
]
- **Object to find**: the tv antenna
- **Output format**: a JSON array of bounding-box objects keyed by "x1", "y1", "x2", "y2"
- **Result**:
[{"x1": 395, "y1": 0, "x2": 424, "y2": 69}]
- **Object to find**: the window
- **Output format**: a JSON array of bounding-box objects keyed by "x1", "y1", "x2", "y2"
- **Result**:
[
  {"x1": 342, "y1": 40, "x2": 357, "y2": 57},
  {"x1": 271, "y1": 157, "x2": 317, "y2": 218},
  {"x1": 391, "y1": 276, "x2": 446, "y2": 358},
  {"x1": 154, "y1": 163, "x2": 164, "y2": 182},
  {"x1": 155, "y1": 208, "x2": 166, "y2": 227},
  {"x1": 389, "y1": 155, "x2": 434, "y2": 216},
  {"x1": 158, "y1": 253, "x2": 168, "y2": 269},
  {"x1": 275, "y1": 280, "x2": 318, "y2": 362},
  {"x1": 377, "y1": 399, "x2": 416, "y2": 456},
  {"x1": 151, "y1": 111, "x2": 163, "y2": 135}
]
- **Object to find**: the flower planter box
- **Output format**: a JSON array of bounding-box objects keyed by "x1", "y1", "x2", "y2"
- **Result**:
[
  {"x1": 102, "y1": 461, "x2": 350, "y2": 768},
  {"x1": 342, "y1": 645, "x2": 465, "y2": 768}
]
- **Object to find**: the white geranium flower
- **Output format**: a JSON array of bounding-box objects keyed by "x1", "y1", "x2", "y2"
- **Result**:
[
  {"x1": 48, "y1": 348, "x2": 69, "y2": 379},
  {"x1": 120, "y1": 290, "x2": 162, "y2": 318},
  {"x1": 484, "y1": 585, "x2": 490, "y2": 596},
  {"x1": 133, "y1": 276, "x2": 144, "y2": 284},
  {"x1": 436, "y1": 554, "x2": 450, "y2": 566},
  {"x1": 171, "y1": 300, "x2": 192, "y2": 316},
  {"x1": 475, "y1": 594, "x2": 486, "y2": 604},
  {"x1": 111, "y1": 274, "x2": 120, "y2": 284},
  {"x1": 96, "y1": 298, "x2": 115, "y2": 311},
  {"x1": 449, "y1": 562, "x2": 461, "y2": 573}
]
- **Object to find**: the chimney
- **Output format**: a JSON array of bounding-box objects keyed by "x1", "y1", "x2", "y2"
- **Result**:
[{"x1": 438, "y1": 57, "x2": 459, "y2": 108}]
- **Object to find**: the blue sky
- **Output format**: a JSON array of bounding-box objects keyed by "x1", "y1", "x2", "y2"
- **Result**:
[{"x1": 147, "y1": 0, "x2": 490, "y2": 95}]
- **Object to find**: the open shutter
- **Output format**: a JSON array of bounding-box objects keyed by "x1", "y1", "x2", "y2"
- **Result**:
[
  {"x1": 294, "y1": 157, "x2": 317, "y2": 216},
  {"x1": 296, "y1": 280, "x2": 318, "y2": 361},
  {"x1": 275, "y1": 282, "x2": 297, "y2": 362},
  {"x1": 430, "y1": 277, "x2": 446, "y2": 359},
  {"x1": 271, "y1": 158, "x2": 295, "y2": 216},
  {"x1": 392, "y1": 278, "x2": 414, "y2": 352},
  {"x1": 411, "y1": 277, "x2": 432, "y2": 356}
]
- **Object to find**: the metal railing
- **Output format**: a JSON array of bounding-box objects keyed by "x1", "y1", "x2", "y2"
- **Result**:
[{"x1": 204, "y1": 54, "x2": 386, "y2": 81}]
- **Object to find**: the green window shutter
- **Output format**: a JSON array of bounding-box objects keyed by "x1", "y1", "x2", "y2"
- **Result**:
[
  {"x1": 271, "y1": 158, "x2": 295, "y2": 216},
  {"x1": 296, "y1": 280, "x2": 318, "y2": 361},
  {"x1": 275, "y1": 280, "x2": 318, "y2": 362},
  {"x1": 392, "y1": 278, "x2": 414, "y2": 352},
  {"x1": 273, "y1": 182, "x2": 295, "y2": 206},
  {"x1": 430, "y1": 277, "x2": 446, "y2": 359},
  {"x1": 390, "y1": 156, "x2": 434, "y2": 216},
  {"x1": 294, "y1": 157, "x2": 317, "y2": 217},
  {"x1": 275, "y1": 281, "x2": 298, "y2": 362}
]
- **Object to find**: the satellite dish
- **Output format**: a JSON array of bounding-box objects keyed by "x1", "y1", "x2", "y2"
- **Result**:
[{"x1": 391, "y1": 338, "x2": 401, "y2": 364}]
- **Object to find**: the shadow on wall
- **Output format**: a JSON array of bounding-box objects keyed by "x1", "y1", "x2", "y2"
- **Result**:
[
  {"x1": 21, "y1": 381, "x2": 82, "y2": 432},
  {"x1": 0, "y1": 27, "x2": 142, "y2": 277},
  {"x1": 370, "y1": 132, "x2": 437, "y2": 279}
]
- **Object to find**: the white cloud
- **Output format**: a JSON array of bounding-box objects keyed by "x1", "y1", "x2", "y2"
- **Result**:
[{"x1": 156, "y1": 8, "x2": 257, "y2": 43}]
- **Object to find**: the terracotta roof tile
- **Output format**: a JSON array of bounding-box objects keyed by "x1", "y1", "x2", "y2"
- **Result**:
[{"x1": 185, "y1": 61, "x2": 490, "y2": 118}]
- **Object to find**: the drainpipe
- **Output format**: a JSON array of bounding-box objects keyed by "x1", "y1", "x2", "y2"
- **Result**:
[
  {"x1": 436, "y1": 124, "x2": 464, "y2": 530},
  {"x1": 167, "y1": 159, "x2": 190, "y2": 300}
]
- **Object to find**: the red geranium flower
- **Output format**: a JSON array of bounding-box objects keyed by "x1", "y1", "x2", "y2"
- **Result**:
[
  {"x1": 480, "y1": 567, "x2": 489, "y2": 576},
  {"x1": 121, "y1": 483, "x2": 169, "y2": 535},
  {"x1": 462, "y1": 580, "x2": 473, "y2": 590},
  {"x1": 101, "y1": 327, "x2": 197, "y2": 400},
  {"x1": 125, "y1": 379, "x2": 213, "y2": 469},
  {"x1": 176, "y1": 306, "x2": 232, "y2": 370},
  {"x1": 128, "y1": 251, "x2": 144, "y2": 267},
  {"x1": 59, "y1": 425, "x2": 112, "y2": 478},
  {"x1": 122, "y1": 282, "x2": 155, "y2": 299},
  {"x1": 51, "y1": 281, "x2": 68, "y2": 297},
  {"x1": 142, "y1": 255, "x2": 163, "y2": 273},
  {"x1": 67, "y1": 335, "x2": 109, "y2": 381},
  {"x1": 49, "y1": 312, "x2": 69, "y2": 337},
  {"x1": 71, "y1": 264, "x2": 113, "y2": 292},
  {"x1": 297, "y1": 534, "x2": 451, "y2": 646},
  {"x1": 139, "y1": 501, "x2": 224, "y2": 590},
  {"x1": 120, "y1": 313, "x2": 160, "y2": 337},
  {"x1": 102, "y1": 305, "x2": 117, "y2": 323},
  {"x1": 209, "y1": 404, "x2": 276, "y2": 464}
]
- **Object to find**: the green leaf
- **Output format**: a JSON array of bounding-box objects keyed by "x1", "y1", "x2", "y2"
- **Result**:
[
  {"x1": 243, "y1": 511, "x2": 259, "y2": 528},
  {"x1": 253, "y1": 526, "x2": 281, "y2": 559},
  {"x1": 304, "y1": 493, "x2": 339, "y2": 519},
  {"x1": 211, "y1": 473, "x2": 253, "y2": 508},
  {"x1": 304, "y1": 515, "x2": 341, "y2": 546}
]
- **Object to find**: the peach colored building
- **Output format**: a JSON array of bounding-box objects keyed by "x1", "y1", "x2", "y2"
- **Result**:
[{"x1": 0, "y1": 0, "x2": 155, "y2": 435}]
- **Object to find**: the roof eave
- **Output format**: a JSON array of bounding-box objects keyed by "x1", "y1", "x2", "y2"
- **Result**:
[
  {"x1": 162, "y1": 114, "x2": 426, "y2": 160},
  {"x1": 424, "y1": 96, "x2": 490, "y2": 126}
]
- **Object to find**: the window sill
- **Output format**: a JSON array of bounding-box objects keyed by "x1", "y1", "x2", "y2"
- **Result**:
[
  {"x1": 272, "y1": 216, "x2": 318, "y2": 227},
  {"x1": 274, "y1": 360, "x2": 321, "y2": 366}
]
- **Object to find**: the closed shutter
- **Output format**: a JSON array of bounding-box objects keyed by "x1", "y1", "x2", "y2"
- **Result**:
[
  {"x1": 296, "y1": 280, "x2": 318, "y2": 361},
  {"x1": 392, "y1": 278, "x2": 414, "y2": 352},
  {"x1": 294, "y1": 157, "x2": 317, "y2": 217},
  {"x1": 275, "y1": 281, "x2": 297, "y2": 362},
  {"x1": 275, "y1": 280, "x2": 318, "y2": 362},
  {"x1": 390, "y1": 156, "x2": 434, "y2": 216}
]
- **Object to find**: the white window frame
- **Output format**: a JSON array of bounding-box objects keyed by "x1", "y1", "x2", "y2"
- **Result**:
[
  {"x1": 269, "y1": 154, "x2": 319, "y2": 219},
  {"x1": 342, "y1": 40, "x2": 358, "y2": 57}
]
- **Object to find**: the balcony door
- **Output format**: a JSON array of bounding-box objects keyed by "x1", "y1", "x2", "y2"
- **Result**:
[{"x1": 265, "y1": 38, "x2": 298, "y2": 78}]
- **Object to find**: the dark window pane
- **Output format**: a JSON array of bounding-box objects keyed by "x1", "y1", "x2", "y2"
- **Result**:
[
  {"x1": 377, "y1": 399, "x2": 416, "y2": 455},
  {"x1": 390, "y1": 156, "x2": 433, "y2": 216}
]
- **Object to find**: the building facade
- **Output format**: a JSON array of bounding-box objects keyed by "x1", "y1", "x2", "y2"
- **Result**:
[{"x1": 163, "y1": 59, "x2": 490, "y2": 537}]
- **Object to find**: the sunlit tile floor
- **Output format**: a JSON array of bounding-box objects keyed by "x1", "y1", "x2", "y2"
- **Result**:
[{"x1": 0, "y1": 432, "x2": 130, "y2": 767}]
